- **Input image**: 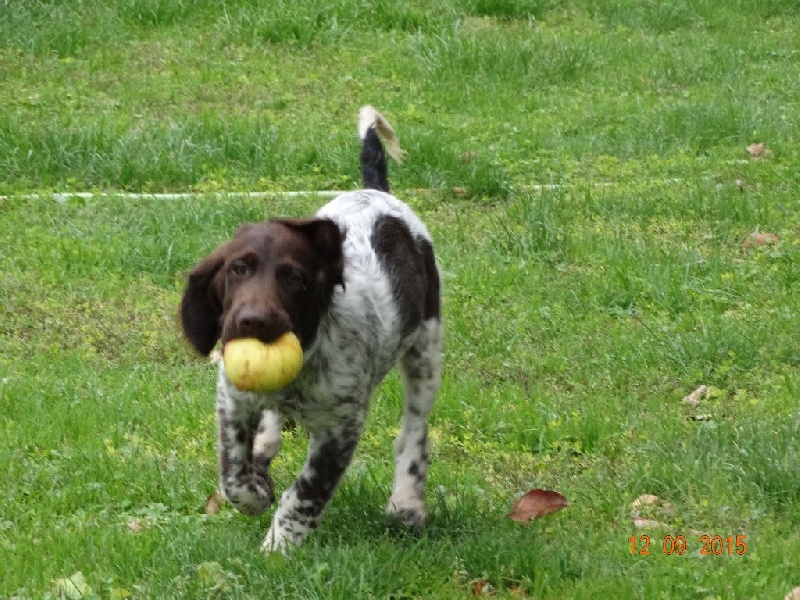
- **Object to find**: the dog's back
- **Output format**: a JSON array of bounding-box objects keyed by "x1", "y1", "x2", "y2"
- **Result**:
[{"x1": 307, "y1": 109, "x2": 439, "y2": 392}]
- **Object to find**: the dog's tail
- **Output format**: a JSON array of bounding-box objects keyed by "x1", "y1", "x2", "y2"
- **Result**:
[{"x1": 358, "y1": 105, "x2": 404, "y2": 193}]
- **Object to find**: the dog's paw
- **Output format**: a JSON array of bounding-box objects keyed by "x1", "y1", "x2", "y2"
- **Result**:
[
  {"x1": 260, "y1": 532, "x2": 288, "y2": 555},
  {"x1": 222, "y1": 473, "x2": 274, "y2": 516},
  {"x1": 261, "y1": 523, "x2": 298, "y2": 556},
  {"x1": 386, "y1": 499, "x2": 427, "y2": 529}
]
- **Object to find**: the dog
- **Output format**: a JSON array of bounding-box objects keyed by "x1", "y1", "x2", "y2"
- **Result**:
[{"x1": 179, "y1": 106, "x2": 442, "y2": 552}]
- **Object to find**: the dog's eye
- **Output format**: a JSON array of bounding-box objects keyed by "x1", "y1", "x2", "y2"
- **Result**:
[
  {"x1": 279, "y1": 266, "x2": 306, "y2": 291},
  {"x1": 229, "y1": 260, "x2": 251, "y2": 278}
]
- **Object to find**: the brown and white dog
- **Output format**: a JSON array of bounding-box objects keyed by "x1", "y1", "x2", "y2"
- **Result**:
[{"x1": 179, "y1": 106, "x2": 443, "y2": 552}]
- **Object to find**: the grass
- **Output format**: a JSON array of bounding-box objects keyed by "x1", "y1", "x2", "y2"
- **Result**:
[
  {"x1": 1, "y1": 0, "x2": 798, "y2": 194},
  {"x1": 1, "y1": 0, "x2": 799, "y2": 598}
]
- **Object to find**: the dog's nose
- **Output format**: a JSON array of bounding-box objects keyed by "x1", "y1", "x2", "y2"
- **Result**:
[
  {"x1": 238, "y1": 310, "x2": 265, "y2": 333},
  {"x1": 235, "y1": 307, "x2": 289, "y2": 342}
]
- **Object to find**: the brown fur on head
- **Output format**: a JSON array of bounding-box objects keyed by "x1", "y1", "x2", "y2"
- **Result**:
[{"x1": 179, "y1": 219, "x2": 345, "y2": 355}]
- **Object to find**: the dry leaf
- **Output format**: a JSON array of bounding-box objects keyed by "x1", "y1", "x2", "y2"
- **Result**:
[
  {"x1": 127, "y1": 520, "x2": 146, "y2": 533},
  {"x1": 634, "y1": 519, "x2": 702, "y2": 535},
  {"x1": 746, "y1": 142, "x2": 772, "y2": 159},
  {"x1": 472, "y1": 579, "x2": 498, "y2": 596},
  {"x1": 784, "y1": 587, "x2": 800, "y2": 600},
  {"x1": 743, "y1": 231, "x2": 779, "y2": 249},
  {"x1": 631, "y1": 494, "x2": 663, "y2": 511},
  {"x1": 508, "y1": 488, "x2": 569, "y2": 522},
  {"x1": 683, "y1": 385, "x2": 707, "y2": 407},
  {"x1": 633, "y1": 518, "x2": 669, "y2": 529},
  {"x1": 631, "y1": 494, "x2": 675, "y2": 516},
  {"x1": 630, "y1": 494, "x2": 702, "y2": 534},
  {"x1": 690, "y1": 414, "x2": 713, "y2": 422},
  {"x1": 205, "y1": 491, "x2": 223, "y2": 515},
  {"x1": 53, "y1": 572, "x2": 94, "y2": 600}
]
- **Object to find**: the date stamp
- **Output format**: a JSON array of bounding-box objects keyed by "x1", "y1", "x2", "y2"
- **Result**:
[{"x1": 629, "y1": 534, "x2": 747, "y2": 556}]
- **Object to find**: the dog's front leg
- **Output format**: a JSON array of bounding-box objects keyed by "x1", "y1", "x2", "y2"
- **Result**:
[
  {"x1": 252, "y1": 409, "x2": 284, "y2": 476},
  {"x1": 216, "y1": 384, "x2": 275, "y2": 516},
  {"x1": 262, "y1": 423, "x2": 362, "y2": 553}
]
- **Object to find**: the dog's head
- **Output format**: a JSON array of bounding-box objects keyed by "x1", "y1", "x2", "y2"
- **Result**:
[{"x1": 179, "y1": 219, "x2": 345, "y2": 355}]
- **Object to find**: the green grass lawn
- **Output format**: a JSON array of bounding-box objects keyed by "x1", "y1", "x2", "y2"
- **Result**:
[{"x1": 1, "y1": 1, "x2": 799, "y2": 598}]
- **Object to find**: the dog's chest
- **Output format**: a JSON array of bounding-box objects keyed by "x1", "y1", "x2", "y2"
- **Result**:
[{"x1": 219, "y1": 270, "x2": 408, "y2": 429}]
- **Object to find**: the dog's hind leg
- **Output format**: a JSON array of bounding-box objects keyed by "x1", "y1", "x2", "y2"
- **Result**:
[{"x1": 387, "y1": 318, "x2": 443, "y2": 527}]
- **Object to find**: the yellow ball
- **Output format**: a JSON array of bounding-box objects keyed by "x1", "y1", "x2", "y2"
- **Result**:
[{"x1": 223, "y1": 333, "x2": 303, "y2": 392}]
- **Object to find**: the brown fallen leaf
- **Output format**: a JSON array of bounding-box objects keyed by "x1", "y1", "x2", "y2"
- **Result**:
[
  {"x1": 633, "y1": 519, "x2": 703, "y2": 536},
  {"x1": 631, "y1": 494, "x2": 663, "y2": 511},
  {"x1": 743, "y1": 230, "x2": 779, "y2": 249},
  {"x1": 127, "y1": 520, "x2": 146, "y2": 533},
  {"x1": 683, "y1": 385, "x2": 707, "y2": 407},
  {"x1": 633, "y1": 518, "x2": 669, "y2": 529},
  {"x1": 631, "y1": 494, "x2": 661, "y2": 510},
  {"x1": 630, "y1": 494, "x2": 676, "y2": 517},
  {"x1": 204, "y1": 491, "x2": 223, "y2": 515},
  {"x1": 508, "y1": 488, "x2": 569, "y2": 522},
  {"x1": 630, "y1": 494, "x2": 703, "y2": 534},
  {"x1": 746, "y1": 142, "x2": 772, "y2": 159},
  {"x1": 784, "y1": 587, "x2": 800, "y2": 600},
  {"x1": 472, "y1": 579, "x2": 498, "y2": 597}
]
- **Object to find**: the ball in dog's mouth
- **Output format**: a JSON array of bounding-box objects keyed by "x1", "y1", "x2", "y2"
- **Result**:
[{"x1": 223, "y1": 333, "x2": 303, "y2": 392}]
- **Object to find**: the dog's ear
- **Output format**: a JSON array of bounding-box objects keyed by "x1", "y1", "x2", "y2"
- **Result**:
[
  {"x1": 279, "y1": 218, "x2": 346, "y2": 299},
  {"x1": 179, "y1": 245, "x2": 228, "y2": 355}
]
